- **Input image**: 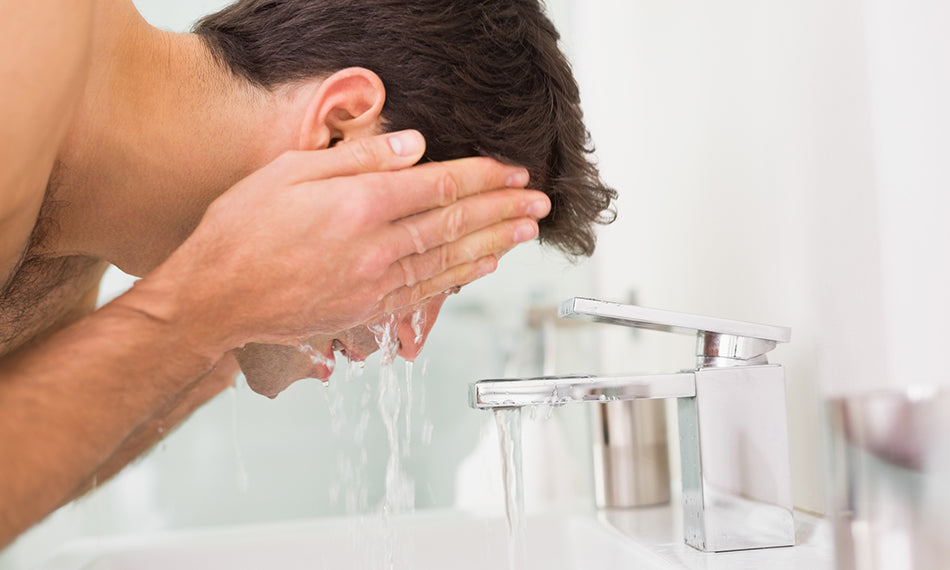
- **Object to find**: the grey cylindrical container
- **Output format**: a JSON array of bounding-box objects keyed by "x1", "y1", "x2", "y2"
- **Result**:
[{"x1": 591, "y1": 398, "x2": 670, "y2": 508}]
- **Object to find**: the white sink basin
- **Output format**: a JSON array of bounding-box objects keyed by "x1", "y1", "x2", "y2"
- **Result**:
[
  {"x1": 37, "y1": 510, "x2": 659, "y2": 570},
  {"x1": 37, "y1": 507, "x2": 833, "y2": 570}
]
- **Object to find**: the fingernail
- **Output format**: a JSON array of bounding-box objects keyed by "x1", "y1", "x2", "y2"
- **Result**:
[
  {"x1": 389, "y1": 130, "x2": 424, "y2": 156},
  {"x1": 506, "y1": 169, "x2": 530, "y2": 188},
  {"x1": 513, "y1": 222, "x2": 539, "y2": 243},
  {"x1": 527, "y1": 198, "x2": 551, "y2": 219}
]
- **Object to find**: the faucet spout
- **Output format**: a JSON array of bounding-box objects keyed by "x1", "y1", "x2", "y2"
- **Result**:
[{"x1": 470, "y1": 373, "x2": 696, "y2": 409}]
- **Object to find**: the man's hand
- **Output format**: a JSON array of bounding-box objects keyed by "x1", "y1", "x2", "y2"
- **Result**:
[{"x1": 124, "y1": 130, "x2": 550, "y2": 359}]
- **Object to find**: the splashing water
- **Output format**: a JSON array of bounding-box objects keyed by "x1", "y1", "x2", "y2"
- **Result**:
[
  {"x1": 318, "y1": 308, "x2": 432, "y2": 569},
  {"x1": 410, "y1": 308, "x2": 426, "y2": 345},
  {"x1": 323, "y1": 352, "x2": 370, "y2": 514},
  {"x1": 370, "y1": 315, "x2": 416, "y2": 570},
  {"x1": 298, "y1": 343, "x2": 336, "y2": 384},
  {"x1": 368, "y1": 315, "x2": 400, "y2": 367},
  {"x1": 418, "y1": 359, "x2": 431, "y2": 446},
  {"x1": 347, "y1": 358, "x2": 367, "y2": 382},
  {"x1": 229, "y1": 384, "x2": 249, "y2": 493},
  {"x1": 402, "y1": 307, "x2": 428, "y2": 455},
  {"x1": 495, "y1": 407, "x2": 527, "y2": 570},
  {"x1": 403, "y1": 360, "x2": 413, "y2": 457}
]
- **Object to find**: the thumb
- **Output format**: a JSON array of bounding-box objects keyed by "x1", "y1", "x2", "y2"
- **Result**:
[{"x1": 286, "y1": 130, "x2": 426, "y2": 183}]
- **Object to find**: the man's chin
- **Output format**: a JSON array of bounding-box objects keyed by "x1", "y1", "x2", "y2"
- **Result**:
[{"x1": 234, "y1": 341, "x2": 333, "y2": 398}]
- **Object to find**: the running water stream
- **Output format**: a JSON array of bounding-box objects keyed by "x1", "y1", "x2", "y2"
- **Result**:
[{"x1": 495, "y1": 407, "x2": 527, "y2": 570}]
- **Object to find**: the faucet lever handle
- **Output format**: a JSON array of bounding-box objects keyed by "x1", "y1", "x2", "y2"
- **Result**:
[
  {"x1": 558, "y1": 298, "x2": 791, "y2": 342},
  {"x1": 559, "y1": 297, "x2": 790, "y2": 365}
]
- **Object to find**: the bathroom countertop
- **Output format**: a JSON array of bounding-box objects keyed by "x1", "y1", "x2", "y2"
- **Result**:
[{"x1": 598, "y1": 504, "x2": 834, "y2": 570}]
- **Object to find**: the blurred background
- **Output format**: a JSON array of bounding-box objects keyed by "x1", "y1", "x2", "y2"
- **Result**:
[{"x1": 3, "y1": 0, "x2": 948, "y2": 567}]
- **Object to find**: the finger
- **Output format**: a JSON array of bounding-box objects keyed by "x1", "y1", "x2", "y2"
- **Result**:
[
  {"x1": 358, "y1": 157, "x2": 530, "y2": 223},
  {"x1": 279, "y1": 130, "x2": 427, "y2": 183},
  {"x1": 380, "y1": 255, "x2": 498, "y2": 315},
  {"x1": 379, "y1": 217, "x2": 538, "y2": 290},
  {"x1": 386, "y1": 189, "x2": 550, "y2": 258},
  {"x1": 296, "y1": 341, "x2": 337, "y2": 381},
  {"x1": 396, "y1": 294, "x2": 449, "y2": 361}
]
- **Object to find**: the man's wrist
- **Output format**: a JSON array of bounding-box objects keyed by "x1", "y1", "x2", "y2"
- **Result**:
[{"x1": 108, "y1": 265, "x2": 234, "y2": 365}]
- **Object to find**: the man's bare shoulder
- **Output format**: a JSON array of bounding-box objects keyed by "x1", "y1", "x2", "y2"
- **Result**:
[{"x1": 0, "y1": 0, "x2": 99, "y2": 292}]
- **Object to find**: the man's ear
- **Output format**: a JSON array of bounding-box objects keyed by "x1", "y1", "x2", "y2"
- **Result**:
[{"x1": 298, "y1": 67, "x2": 386, "y2": 150}]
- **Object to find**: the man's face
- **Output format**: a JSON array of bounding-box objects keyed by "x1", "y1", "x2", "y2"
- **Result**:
[{"x1": 237, "y1": 293, "x2": 451, "y2": 398}]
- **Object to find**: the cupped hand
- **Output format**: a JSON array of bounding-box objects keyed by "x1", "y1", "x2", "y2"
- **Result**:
[{"x1": 135, "y1": 130, "x2": 549, "y2": 358}]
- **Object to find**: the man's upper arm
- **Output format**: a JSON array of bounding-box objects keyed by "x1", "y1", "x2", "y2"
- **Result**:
[{"x1": 0, "y1": 0, "x2": 97, "y2": 285}]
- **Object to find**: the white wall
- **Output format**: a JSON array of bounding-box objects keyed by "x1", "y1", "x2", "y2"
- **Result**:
[
  {"x1": 572, "y1": 0, "x2": 950, "y2": 513},
  {"x1": 862, "y1": 0, "x2": 950, "y2": 391},
  {"x1": 133, "y1": 0, "x2": 232, "y2": 30}
]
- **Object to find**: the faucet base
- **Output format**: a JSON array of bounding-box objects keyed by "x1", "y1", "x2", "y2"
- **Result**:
[{"x1": 678, "y1": 365, "x2": 795, "y2": 552}]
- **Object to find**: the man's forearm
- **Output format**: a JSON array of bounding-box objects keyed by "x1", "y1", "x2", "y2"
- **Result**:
[
  {"x1": 67, "y1": 353, "x2": 237, "y2": 503},
  {"x1": 0, "y1": 291, "x2": 224, "y2": 548}
]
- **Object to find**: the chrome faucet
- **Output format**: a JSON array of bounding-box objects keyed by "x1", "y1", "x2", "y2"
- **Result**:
[{"x1": 470, "y1": 297, "x2": 795, "y2": 552}]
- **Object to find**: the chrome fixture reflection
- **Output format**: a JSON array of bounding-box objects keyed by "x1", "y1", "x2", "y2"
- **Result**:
[
  {"x1": 827, "y1": 388, "x2": 950, "y2": 570},
  {"x1": 470, "y1": 297, "x2": 795, "y2": 553}
]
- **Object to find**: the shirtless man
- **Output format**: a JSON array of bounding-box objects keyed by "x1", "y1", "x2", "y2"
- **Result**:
[{"x1": 0, "y1": 0, "x2": 614, "y2": 547}]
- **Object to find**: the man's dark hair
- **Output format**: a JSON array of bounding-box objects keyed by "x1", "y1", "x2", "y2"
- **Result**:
[{"x1": 194, "y1": 0, "x2": 616, "y2": 258}]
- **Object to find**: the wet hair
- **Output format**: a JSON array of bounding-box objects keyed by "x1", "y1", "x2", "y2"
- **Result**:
[{"x1": 194, "y1": 0, "x2": 616, "y2": 258}]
